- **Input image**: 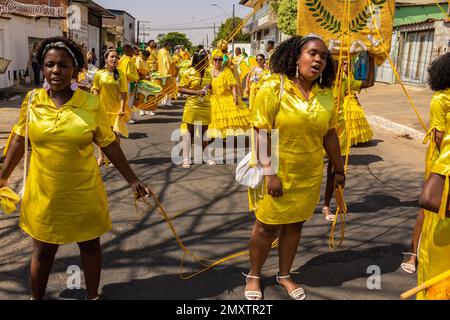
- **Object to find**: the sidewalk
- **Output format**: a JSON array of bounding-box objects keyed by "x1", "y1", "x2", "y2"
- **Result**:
[
  {"x1": 0, "y1": 84, "x2": 37, "y2": 154},
  {"x1": 358, "y1": 83, "x2": 433, "y2": 142}
]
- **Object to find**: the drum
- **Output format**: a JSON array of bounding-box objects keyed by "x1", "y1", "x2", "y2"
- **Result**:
[
  {"x1": 134, "y1": 80, "x2": 163, "y2": 111},
  {"x1": 150, "y1": 72, "x2": 172, "y2": 86}
]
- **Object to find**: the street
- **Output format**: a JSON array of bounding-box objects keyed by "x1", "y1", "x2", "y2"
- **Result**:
[{"x1": 0, "y1": 91, "x2": 426, "y2": 300}]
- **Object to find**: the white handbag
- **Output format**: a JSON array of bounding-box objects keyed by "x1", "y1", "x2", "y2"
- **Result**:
[
  {"x1": 235, "y1": 75, "x2": 284, "y2": 189},
  {"x1": 235, "y1": 129, "x2": 263, "y2": 189}
]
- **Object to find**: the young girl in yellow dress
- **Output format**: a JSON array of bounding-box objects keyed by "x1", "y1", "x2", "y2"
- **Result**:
[
  {"x1": 245, "y1": 54, "x2": 271, "y2": 110},
  {"x1": 208, "y1": 50, "x2": 251, "y2": 139},
  {"x1": 244, "y1": 36, "x2": 345, "y2": 301},
  {"x1": 92, "y1": 49, "x2": 129, "y2": 167},
  {"x1": 0, "y1": 37, "x2": 149, "y2": 300},
  {"x1": 322, "y1": 55, "x2": 375, "y2": 222},
  {"x1": 178, "y1": 49, "x2": 215, "y2": 169},
  {"x1": 416, "y1": 52, "x2": 450, "y2": 299}
]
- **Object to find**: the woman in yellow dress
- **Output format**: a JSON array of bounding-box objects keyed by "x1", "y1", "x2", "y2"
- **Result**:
[
  {"x1": 0, "y1": 37, "x2": 149, "y2": 300},
  {"x1": 92, "y1": 49, "x2": 129, "y2": 167},
  {"x1": 416, "y1": 52, "x2": 450, "y2": 299},
  {"x1": 321, "y1": 55, "x2": 375, "y2": 222},
  {"x1": 401, "y1": 55, "x2": 450, "y2": 276},
  {"x1": 244, "y1": 54, "x2": 271, "y2": 110},
  {"x1": 118, "y1": 44, "x2": 140, "y2": 124},
  {"x1": 244, "y1": 36, "x2": 345, "y2": 300},
  {"x1": 177, "y1": 49, "x2": 215, "y2": 169},
  {"x1": 208, "y1": 50, "x2": 251, "y2": 139}
]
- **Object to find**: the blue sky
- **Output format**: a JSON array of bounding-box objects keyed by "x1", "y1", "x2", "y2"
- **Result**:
[{"x1": 95, "y1": 0, "x2": 251, "y2": 47}]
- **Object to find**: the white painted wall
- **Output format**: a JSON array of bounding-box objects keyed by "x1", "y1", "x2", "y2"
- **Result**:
[
  {"x1": 70, "y1": 4, "x2": 88, "y2": 47},
  {"x1": 88, "y1": 24, "x2": 100, "y2": 57},
  {"x1": 0, "y1": 15, "x2": 62, "y2": 89}
]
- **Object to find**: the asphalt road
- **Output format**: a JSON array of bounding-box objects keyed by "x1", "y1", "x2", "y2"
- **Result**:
[{"x1": 0, "y1": 99, "x2": 426, "y2": 300}]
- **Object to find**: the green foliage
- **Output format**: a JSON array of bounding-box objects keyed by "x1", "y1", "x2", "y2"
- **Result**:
[
  {"x1": 212, "y1": 17, "x2": 251, "y2": 47},
  {"x1": 157, "y1": 32, "x2": 193, "y2": 51},
  {"x1": 270, "y1": 0, "x2": 297, "y2": 36}
]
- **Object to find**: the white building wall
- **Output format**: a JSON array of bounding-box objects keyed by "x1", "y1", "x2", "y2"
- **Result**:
[
  {"x1": 0, "y1": 16, "x2": 62, "y2": 89},
  {"x1": 71, "y1": 4, "x2": 88, "y2": 47},
  {"x1": 88, "y1": 24, "x2": 100, "y2": 56},
  {"x1": 122, "y1": 13, "x2": 135, "y2": 45}
]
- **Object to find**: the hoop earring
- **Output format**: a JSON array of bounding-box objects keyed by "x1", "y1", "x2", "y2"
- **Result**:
[
  {"x1": 296, "y1": 64, "x2": 299, "y2": 79},
  {"x1": 70, "y1": 79, "x2": 78, "y2": 91},
  {"x1": 43, "y1": 79, "x2": 50, "y2": 91}
]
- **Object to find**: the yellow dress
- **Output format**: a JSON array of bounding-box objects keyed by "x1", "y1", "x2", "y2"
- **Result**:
[
  {"x1": 251, "y1": 74, "x2": 338, "y2": 225},
  {"x1": 180, "y1": 49, "x2": 191, "y2": 61},
  {"x1": 13, "y1": 89, "x2": 117, "y2": 244},
  {"x1": 146, "y1": 47, "x2": 158, "y2": 72},
  {"x1": 209, "y1": 68, "x2": 251, "y2": 138},
  {"x1": 334, "y1": 74, "x2": 363, "y2": 155},
  {"x1": 92, "y1": 69, "x2": 129, "y2": 129},
  {"x1": 135, "y1": 56, "x2": 152, "y2": 78},
  {"x1": 248, "y1": 68, "x2": 271, "y2": 110},
  {"x1": 179, "y1": 67, "x2": 212, "y2": 126},
  {"x1": 417, "y1": 88, "x2": 450, "y2": 300},
  {"x1": 118, "y1": 55, "x2": 140, "y2": 83}
]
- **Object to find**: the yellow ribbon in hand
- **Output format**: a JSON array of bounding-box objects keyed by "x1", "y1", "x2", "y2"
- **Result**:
[{"x1": 0, "y1": 187, "x2": 20, "y2": 215}]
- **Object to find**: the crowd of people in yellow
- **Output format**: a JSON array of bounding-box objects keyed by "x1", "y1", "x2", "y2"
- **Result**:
[{"x1": 0, "y1": 32, "x2": 449, "y2": 301}]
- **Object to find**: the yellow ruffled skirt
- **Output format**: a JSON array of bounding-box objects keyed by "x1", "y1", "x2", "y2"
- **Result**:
[
  {"x1": 343, "y1": 95, "x2": 373, "y2": 146},
  {"x1": 208, "y1": 93, "x2": 251, "y2": 138}
]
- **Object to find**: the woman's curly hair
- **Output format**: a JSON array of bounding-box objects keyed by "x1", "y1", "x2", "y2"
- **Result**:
[
  {"x1": 269, "y1": 36, "x2": 336, "y2": 89},
  {"x1": 427, "y1": 52, "x2": 450, "y2": 91},
  {"x1": 37, "y1": 36, "x2": 85, "y2": 72}
]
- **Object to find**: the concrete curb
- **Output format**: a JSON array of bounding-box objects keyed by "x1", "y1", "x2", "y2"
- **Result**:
[{"x1": 367, "y1": 115, "x2": 426, "y2": 142}]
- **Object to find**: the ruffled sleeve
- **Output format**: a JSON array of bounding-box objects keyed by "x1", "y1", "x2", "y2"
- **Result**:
[
  {"x1": 13, "y1": 90, "x2": 34, "y2": 137},
  {"x1": 251, "y1": 83, "x2": 279, "y2": 131},
  {"x1": 92, "y1": 71, "x2": 101, "y2": 92},
  {"x1": 430, "y1": 95, "x2": 447, "y2": 132}
]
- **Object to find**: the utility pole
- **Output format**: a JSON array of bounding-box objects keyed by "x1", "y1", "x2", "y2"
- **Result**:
[
  {"x1": 206, "y1": 34, "x2": 209, "y2": 49},
  {"x1": 232, "y1": 4, "x2": 235, "y2": 55},
  {"x1": 213, "y1": 22, "x2": 216, "y2": 40}
]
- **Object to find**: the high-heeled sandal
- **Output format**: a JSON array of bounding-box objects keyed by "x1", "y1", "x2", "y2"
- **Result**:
[
  {"x1": 401, "y1": 252, "x2": 417, "y2": 274},
  {"x1": 276, "y1": 274, "x2": 306, "y2": 300},
  {"x1": 322, "y1": 206, "x2": 336, "y2": 222},
  {"x1": 243, "y1": 272, "x2": 263, "y2": 300}
]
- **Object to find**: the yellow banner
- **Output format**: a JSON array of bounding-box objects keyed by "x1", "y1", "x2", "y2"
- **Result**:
[{"x1": 297, "y1": 0, "x2": 395, "y2": 65}]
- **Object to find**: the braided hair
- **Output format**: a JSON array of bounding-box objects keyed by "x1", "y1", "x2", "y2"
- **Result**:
[{"x1": 270, "y1": 36, "x2": 336, "y2": 89}]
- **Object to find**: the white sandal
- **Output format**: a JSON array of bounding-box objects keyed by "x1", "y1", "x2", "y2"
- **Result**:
[
  {"x1": 205, "y1": 159, "x2": 217, "y2": 166},
  {"x1": 243, "y1": 272, "x2": 263, "y2": 301},
  {"x1": 401, "y1": 252, "x2": 417, "y2": 274},
  {"x1": 181, "y1": 159, "x2": 191, "y2": 169},
  {"x1": 322, "y1": 207, "x2": 336, "y2": 222},
  {"x1": 276, "y1": 274, "x2": 306, "y2": 300}
]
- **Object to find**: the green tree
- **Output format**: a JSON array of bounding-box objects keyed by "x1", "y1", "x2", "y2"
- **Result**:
[
  {"x1": 157, "y1": 32, "x2": 193, "y2": 51},
  {"x1": 213, "y1": 17, "x2": 251, "y2": 47},
  {"x1": 270, "y1": 0, "x2": 298, "y2": 36}
]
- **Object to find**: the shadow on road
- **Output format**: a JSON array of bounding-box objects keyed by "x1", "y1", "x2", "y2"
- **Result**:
[
  {"x1": 347, "y1": 154, "x2": 384, "y2": 166},
  {"x1": 353, "y1": 139, "x2": 384, "y2": 148},
  {"x1": 293, "y1": 244, "x2": 404, "y2": 287},
  {"x1": 347, "y1": 194, "x2": 418, "y2": 213}
]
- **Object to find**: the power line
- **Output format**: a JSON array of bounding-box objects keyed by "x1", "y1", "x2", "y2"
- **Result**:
[{"x1": 149, "y1": 26, "x2": 216, "y2": 31}]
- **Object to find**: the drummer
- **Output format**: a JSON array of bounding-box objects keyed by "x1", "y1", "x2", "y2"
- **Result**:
[
  {"x1": 157, "y1": 43, "x2": 177, "y2": 107},
  {"x1": 118, "y1": 44, "x2": 140, "y2": 124},
  {"x1": 136, "y1": 50, "x2": 155, "y2": 116}
]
